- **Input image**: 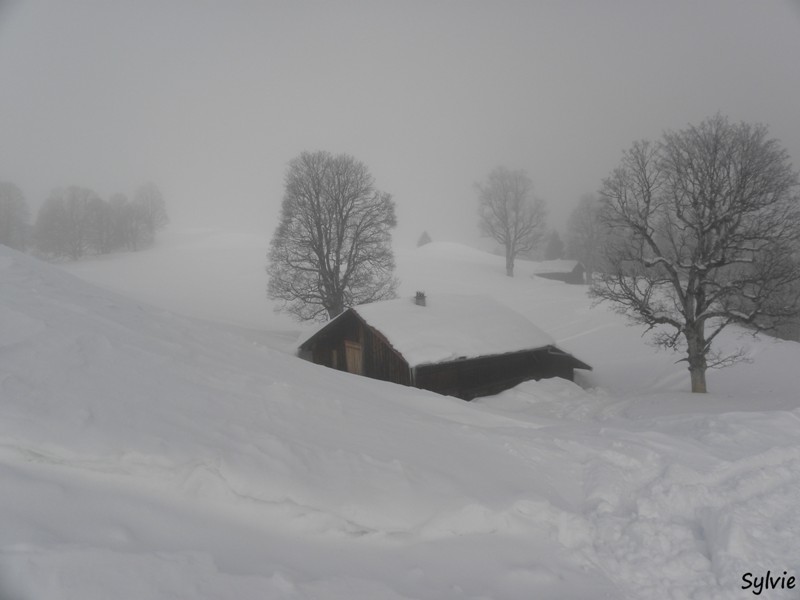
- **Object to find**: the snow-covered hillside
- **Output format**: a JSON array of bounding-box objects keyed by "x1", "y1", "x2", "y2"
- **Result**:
[{"x1": 3, "y1": 234, "x2": 800, "y2": 599}]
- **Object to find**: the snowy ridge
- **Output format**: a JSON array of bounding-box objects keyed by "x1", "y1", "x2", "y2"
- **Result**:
[{"x1": 2, "y1": 237, "x2": 800, "y2": 599}]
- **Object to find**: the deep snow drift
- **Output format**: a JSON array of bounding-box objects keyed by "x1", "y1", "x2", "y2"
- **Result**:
[{"x1": 3, "y1": 233, "x2": 800, "y2": 599}]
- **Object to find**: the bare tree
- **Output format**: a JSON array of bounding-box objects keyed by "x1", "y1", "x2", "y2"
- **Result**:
[
  {"x1": 477, "y1": 166, "x2": 547, "y2": 276},
  {"x1": 86, "y1": 196, "x2": 115, "y2": 254},
  {"x1": 566, "y1": 193, "x2": 607, "y2": 281},
  {"x1": 544, "y1": 229, "x2": 565, "y2": 260},
  {"x1": 594, "y1": 115, "x2": 800, "y2": 393},
  {"x1": 106, "y1": 193, "x2": 133, "y2": 251},
  {"x1": 34, "y1": 186, "x2": 100, "y2": 260},
  {"x1": 0, "y1": 182, "x2": 30, "y2": 251},
  {"x1": 267, "y1": 151, "x2": 398, "y2": 321},
  {"x1": 33, "y1": 194, "x2": 67, "y2": 258},
  {"x1": 131, "y1": 182, "x2": 169, "y2": 249}
]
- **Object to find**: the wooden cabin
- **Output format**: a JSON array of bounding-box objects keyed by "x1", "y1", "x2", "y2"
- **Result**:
[
  {"x1": 533, "y1": 261, "x2": 586, "y2": 284},
  {"x1": 298, "y1": 293, "x2": 591, "y2": 400}
]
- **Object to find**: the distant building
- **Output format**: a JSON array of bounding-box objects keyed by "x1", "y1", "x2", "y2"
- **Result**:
[
  {"x1": 298, "y1": 293, "x2": 591, "y2": 400},
  {"x1": 533, "y1": 260, "x2": 586, "y2": 284}
]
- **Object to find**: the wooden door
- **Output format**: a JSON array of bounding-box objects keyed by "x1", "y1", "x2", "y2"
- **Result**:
[{"x1": 344, "y1": 341, "x2": 363, "y2": 375}]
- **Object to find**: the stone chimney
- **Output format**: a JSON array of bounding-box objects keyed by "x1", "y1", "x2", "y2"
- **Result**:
[{"x1": 415, "y1": 291, "x2": 426, "y2": 307}]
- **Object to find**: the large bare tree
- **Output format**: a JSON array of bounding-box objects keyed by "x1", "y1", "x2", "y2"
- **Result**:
[
  {"x1": 267, "y1": 151, "x2": 398, "y2": 321},
  {"x1": 477, "y1": 166, "x2": 547, "y2": 277},
  {"x1": 594, "y1": 115, "x2": 800, "y2": 393}
]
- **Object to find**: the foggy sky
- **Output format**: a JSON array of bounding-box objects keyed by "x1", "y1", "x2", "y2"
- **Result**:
[{"x1": 1, "y1": 1, "x2": 799, "y2": 247}]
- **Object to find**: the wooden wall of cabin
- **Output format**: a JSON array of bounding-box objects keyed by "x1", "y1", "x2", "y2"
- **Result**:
[
  {"x1": 536, "y1": 351, "x2": 576, "y2": 381},
  {"x1": 306, "y1": 312, "x2": 410, "y2": 386},
  {"x1": 361, "y1": 327, "x2": 411, "y2": 386},
  {"x1": 414, "y1": 348, "x2": 575, "y2": 400},
  {"x1": 308, "y1": 312, "x2": 362, "y2": 370}
]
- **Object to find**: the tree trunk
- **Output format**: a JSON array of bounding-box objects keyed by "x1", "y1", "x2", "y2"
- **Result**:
[
  {"x1": 325, "y1": 290, "x2": 345, "y2": 320},
  {"x1": 690, "y1": 368, "x2": 707, "y2": 393},
  {"x1": 326, "y1": 301, "x2": 344, "y2": 320},
  {"x1": 505, "y1": 249, "x2": 514, "y2": 277},
  {"x1": 685, "y1": 325, "x2": 708, "y2": 393}
]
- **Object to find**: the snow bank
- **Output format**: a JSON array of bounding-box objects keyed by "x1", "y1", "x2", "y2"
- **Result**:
[
  {"x1": 60, "y1": 228, "x2": 295, "y2": 335},
  {"x1": 3, "y1": 239, "x2": 800, "y2": 599}
]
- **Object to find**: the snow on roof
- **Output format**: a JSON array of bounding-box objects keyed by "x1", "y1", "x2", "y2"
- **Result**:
[
  {"x1": 350, "y1": 294, "x2": 555, "y2": 367},
  {"x1": 529, "y1": 259, "x2": 581, "y2": 274}
]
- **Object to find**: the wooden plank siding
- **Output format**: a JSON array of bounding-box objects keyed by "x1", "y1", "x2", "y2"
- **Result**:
[
  {"x1": 304, "y1": 311, "x2": 410, "y2": 386},
  {"x1": 360, "y1": 320, "x2": 411, "y2": 386},
  {"x1": 414, "y1": 347, "x2": 578, "y2": 400}
]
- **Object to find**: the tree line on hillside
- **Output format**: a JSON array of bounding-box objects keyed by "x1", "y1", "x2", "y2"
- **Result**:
[
  {"x1": 0, "y1": 182, "x2": 30, "y2": 252},
  {"x1": 0, "y1": 182, "x2": 168, "y2": 260}
]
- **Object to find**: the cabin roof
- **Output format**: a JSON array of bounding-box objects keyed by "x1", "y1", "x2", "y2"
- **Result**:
[
  {"x1": 300, "y1": 294, "x2": 569, "y2": 368},
  {"x1": 529, "y1": 259, "x2": 582, "y2": 274}
]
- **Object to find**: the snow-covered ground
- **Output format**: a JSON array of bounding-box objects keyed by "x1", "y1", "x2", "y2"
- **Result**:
[{"x1": 2, "y1": 230, "x2": 800, "y2": 599}]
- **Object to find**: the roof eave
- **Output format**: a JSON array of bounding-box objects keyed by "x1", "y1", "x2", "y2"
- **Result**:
[
  {"x1": 547, "y1": 345, "x2": 593, "y2": 371},
  {"x1": 297, "y1": 308, "x2": 354, "y2": 351}
]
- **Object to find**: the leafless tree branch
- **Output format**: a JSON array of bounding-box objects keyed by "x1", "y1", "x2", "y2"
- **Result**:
[{"x1": 592, "y1": 114, "x2": 800, "y2": 392}]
